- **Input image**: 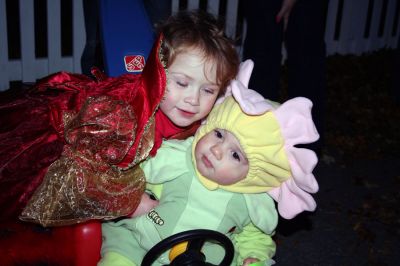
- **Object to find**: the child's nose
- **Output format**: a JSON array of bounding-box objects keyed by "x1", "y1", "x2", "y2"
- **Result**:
[
  {"x1": 211, "y1": 144, "x2": 222, "y2": 160},
  {"x1": 184, "y1": 89, "x2": 200, "y2": 105}
]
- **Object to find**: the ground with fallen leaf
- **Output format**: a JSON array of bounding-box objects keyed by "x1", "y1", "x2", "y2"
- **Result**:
[{"x1": 274, "y1": 49, "x2": 399, "y2": 265}]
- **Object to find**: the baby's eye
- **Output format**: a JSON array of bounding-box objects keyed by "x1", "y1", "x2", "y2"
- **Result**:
[
  {"x1": 232, "y1": 151, "x2": 241, "y2": 162},
  {"x1": 214, "y1": 129, "x2": 223, "y2": 138}
]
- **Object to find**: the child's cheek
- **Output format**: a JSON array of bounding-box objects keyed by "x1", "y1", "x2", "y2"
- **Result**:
[
  {"x1": 160, "y1": 90, "x2": 175, "y2": 110},
  {"x1": 203, "y1": 97, "x2": 218, "y2": 115}
]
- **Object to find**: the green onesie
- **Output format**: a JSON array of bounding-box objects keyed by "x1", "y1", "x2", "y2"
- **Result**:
[{"x1": 101, "y1": 138, "x2": 277, "y2": 265}]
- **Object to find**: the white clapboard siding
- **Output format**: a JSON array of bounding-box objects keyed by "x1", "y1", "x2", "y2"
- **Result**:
[
  {"x1": 384, "y1": 0, "x2": 399, "y2": 48},
  {"x1": 0, "y1": 0, "x2": 85, "y2": 91},
  {"x1": 73, "y1": 0, "x2": 86, "y2": 73},
  {"x1": 325, "y1": 0, "x2": 340, "y2": 54},
  {"x1": 0, "y1": 0, "x2": 399, "y2": 91},
  {"x1": 0, "y1": 0, "x2": 10, "y2": 90},
  {"x1": 20, "y1": 0, "x2": 36, "y2": 82},
  {"x1": 171, "y1": 0, "x2": 240, "y2": 39},
  {"x1": 325, "y1": 0, "x2": 400, "y2": 55}
]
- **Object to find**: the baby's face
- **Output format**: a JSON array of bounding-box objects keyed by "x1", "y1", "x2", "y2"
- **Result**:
[
  {"x1": 160, "y1": 49, "x2": 220, "y2": 127},
  {"x1": 194, "y1": 129, "x2": 249, "y2": 185}
]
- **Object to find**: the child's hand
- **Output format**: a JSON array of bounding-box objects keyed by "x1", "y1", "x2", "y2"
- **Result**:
[
  {"x1": 130, "y1": 193, "x2": 159, "y2": 217},
  {"x1": 242, "y1": 257, "x2": 260, "y2": 266}
]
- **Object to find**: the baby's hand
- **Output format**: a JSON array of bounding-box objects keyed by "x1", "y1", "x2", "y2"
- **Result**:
[
  {"x1": 242, "y1": 258, "x2": 260, "y2": 266},
  {"x1": 130, "y1": 193, "x2": 159, "y2": 217}
]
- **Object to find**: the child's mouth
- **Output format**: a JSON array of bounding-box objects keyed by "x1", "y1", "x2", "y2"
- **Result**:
[
  {"x1": 178, "y1": 108, "x2": 196, "y2": 118},
  {"x1": 202, "y1": 155, "x2": 213, "y2": 168}
]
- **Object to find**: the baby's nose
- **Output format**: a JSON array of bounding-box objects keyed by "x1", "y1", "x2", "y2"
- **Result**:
[{"x1": 211, "y1": 144, "x2": 222, "y2": 160}]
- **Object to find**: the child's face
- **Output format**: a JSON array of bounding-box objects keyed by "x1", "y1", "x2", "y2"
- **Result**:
[
  {"x1": 194, "y1": 129, "x2": 249, "y2": 185},
  {"x1": 160, "y1": 49, "x2": 220, "y2": 127}
]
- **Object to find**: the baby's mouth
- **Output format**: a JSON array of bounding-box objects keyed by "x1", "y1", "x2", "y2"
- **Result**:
[{"x1": 201, "y1": 155, "x2": 213, "y2": 168}]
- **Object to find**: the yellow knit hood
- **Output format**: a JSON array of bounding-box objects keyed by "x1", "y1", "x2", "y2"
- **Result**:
[{"x1": 192, "y1": 96, "x2": 291, "y2": 194}]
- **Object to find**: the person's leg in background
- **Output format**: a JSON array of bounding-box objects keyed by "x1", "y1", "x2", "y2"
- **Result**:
[
  {"x1": 391, "y1": 34, "x2": 400, "y2": 105},
  {"x1": 243, "y1": 0, "x2": 284, "y2": 101},
  {"x1": 81, "y1": 0, "x2": 102, "y2": 76},
  {"x1": 285, "y1": 0, "x2": 329, "y2": 153}
]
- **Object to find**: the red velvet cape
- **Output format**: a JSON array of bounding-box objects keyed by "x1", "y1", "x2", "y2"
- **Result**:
[{"x1": 0, "y1": 35, "x2": 199, "y2": 224}]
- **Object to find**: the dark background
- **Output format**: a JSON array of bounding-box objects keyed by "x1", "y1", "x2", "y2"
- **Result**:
[{"x1": 3, "y1": 0, "x2": 400, "y2": 264}]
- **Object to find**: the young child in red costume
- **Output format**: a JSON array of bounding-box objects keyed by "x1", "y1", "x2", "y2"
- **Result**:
[{"x1": 0, "y1": 10, "x2": 239, "y2": 226}]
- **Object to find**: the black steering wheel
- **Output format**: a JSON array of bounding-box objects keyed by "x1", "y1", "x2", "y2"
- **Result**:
[{"x1": 141, "y1": 229, "x2": 234, "y2": 266}]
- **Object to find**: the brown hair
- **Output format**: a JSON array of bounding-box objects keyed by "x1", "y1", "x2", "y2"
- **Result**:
[{"x1": 158, "y1": 10, "x2": 239, "y2": 94}]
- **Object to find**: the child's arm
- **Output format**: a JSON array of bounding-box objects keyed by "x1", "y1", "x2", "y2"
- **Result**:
[
  {"x1": 130, "y1": 192, "x2": 159, "y2": 217},
  {"x1": 232, "y1": 223, "x2": 276, "y2": 266}
]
